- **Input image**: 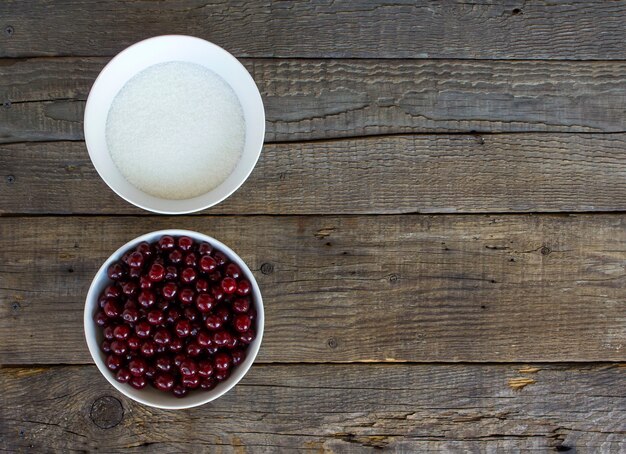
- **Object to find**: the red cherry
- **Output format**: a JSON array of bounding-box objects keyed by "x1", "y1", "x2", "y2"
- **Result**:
[
  {"x1": 135, "y1": 321, "x2": 151, "y2": 338},
  {"x1": 128, "y1": 358, "x2": 147, "y2": 377},
  {"x1": 239, "y1": 329, "x2": 255, "y2": 345},
  {"x1": 138, "y1": 290, "x2": 156, "y2": 308},
  {"x1": 200, "y1": 378, "x2": 217, "y2": 390},
  {"x1": 103, "y1": 299, "x2": 122, "y2": 318},
  {"x1": 128, "y1": 267, "x2": 142, "y2": 279},
  {"x1": 154, "y1": 373, "x2": 175, "y2": 391},
  {"x1": 184, "y1": 252, "x2": 198, "y2": 267},
  {"x1": 168, "y1": 337, "x2": 184, "y2": 353},
  {"x1": 178, "y1": 288, "x2": 195, "y2": 305},
  {"x1": 153, "y1": 328, "x2": 172, "y2": 346},
  {"x1": 162, "y1": 281, "x2": 178, "y2": 299},
  {"x1": 213, "y1": 251, "x2": 228, "y2": 267},
  {"x1": 165, "y1": 266, "x2": 178, "y2": 280},
  {"x1": 225, "y1": 263, "x2": 241, "y2": 279},
  {"x1": 106, "y1": 354, "x2": 122, "y2": 371},
  {"x1": 205, "y1": 314, "x2": 222, "y2": 330},
  {"x1": 155, "y1": 355, "x2": 173, "y2": 372},
  {"x1": 231, "y1": 349, "x2": 246, "y2": 366},
  {"x1": 199, "y1": 255, "x2": 217, "y2": 273},
  {"x1": 140, "y1": 340, "x2": 156, "y2": 357},
  {"x1": 139, "y1": 275, "x2": 153, "y2": 289},
  {"x1": 147, "y1": 309, "x2": 164, "y2": 325},
  {"x1": 103, "y1": 326, "x2": 115, "y2": 340},
  {"x1": 158, "y1": 235, "x2": 175, "y2": 251},
  {"x1": 197, "y1": 330, "x2": 213, "y2": 347},
  {"x1": 95, "y1": 311, "x2": 108, "y2": 327},
  {"x1": 236, "y1": 280, "x2": 251, "y2": 296},
  {"x1": 168, "y1": 249, "x2": 183, "y2": 265},
  {"x1": 113, "y1": 324, "x2": 131, "y2": 340},
  {"x1": 175, "y1": 319, "x2": 191, "y2": 337},
  {"x1": 136, "y1": 242, "x2": 152, "y2": 258},
  {"x1": 148, "y1": 263, "x2": 165, "y2": 282},
  {"x1": 213, "y1": 330, "x2": 233, "y2": 347},
  {"x1": 186, "y1": 341, "x2": 202, "y2": 357},
  {"x1": 197, "y1": 360, "x2": 214, "y2": 378},
  {"x1": 173, "y1": 354, "x2": 186, "y2": 367},
  {"x1": 198, "y1": 242, "x2": 213, "y2": 255},
  {"x1": 178, "y1": 236, "x2": 194, "y2": 251},
  {"x1": 127, "y1": 251, "x2": 144, "y2": 268},
  {"x1": 232, "y1": 298, "x2": 251, "y2": 314},
  {"x1": 214, "y1": 369, "x2": 230, "y2": 382},
  {"x1": 181, "y1": 267, "x2": 197, "y2": 284},
  {"x1": 233, "y1": 314, "x2": 252, "y2": 333},
  {"x1": 182, "y1": 374, "x2": 200, "y2": 389},
  {"x1": 129, "y1": 375, "x2": 147, "y2": 389},
  {"x1": 195, "y1": 278, "x2": 209, "y2": 293},
  {"x1": 101, "y1": 340, "x2": 111, "y2": 353},
  {"x1": 104, "y1": 284, "x2": 122, "y2": 299},
  {"x1": 121, "y1": 281, "x2": 138, "y2": 296},
  {"x1": 180, "y1": 359, "x2": 197, "y2": 376},
  {"x1": 127, "y1": 336, "x2": 141, "y2": 350},
  {"x1": 107, "y1": 263, "x2": 126, "y2": 281},
  {"x1": 116, "y1": 368, "x2": 131, "y2": 383},
  {"x1": 221, "y1": 277, "x2": 237, "y2": 294},
  {"x1": 196, "y1": 293, "x2": 215, "y2": 313},
  {"x1": 214, "y1": 352, "x2": 231, "y2": 371},
  {"x1": 111, "y1": 340, "x2": 127, "y2": 356},
  {"x1": 215, "y1": 307, "x2": 231, "y2": 323},
  {"x1": 172, "y1": 383, "x2": 188, "y2": 397},
  {"x1": 166, "y1": 307, "x2": 181, "y2": 325}
]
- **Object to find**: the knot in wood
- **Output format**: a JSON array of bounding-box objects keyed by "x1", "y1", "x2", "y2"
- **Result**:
[
  {"x1": 327, "y1": 337, "x2": 338, "y2": 349},
  {"x1": 260, "y1": 262, "x2": 274, "y2": 275},
  {"x1": 540, "y1": 246, "x2": 551, "y2": 256},
  {"x1": 388, "y1": 273, "x2": 399, "y2": 283},
  {"x1": 90, "y1": 396, "x2": 124, "y2": 429}
]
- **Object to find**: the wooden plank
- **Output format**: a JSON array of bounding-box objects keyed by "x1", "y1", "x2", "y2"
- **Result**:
[
  {"x1": 1, "y1": 1, "x2": 626, "y2": 59},
  {"x1": 2, "y1": 58, "x2": 626, "y2": 144},
  {"x1": 1, "y1": 364, "x2": 624, "y2": 452},
  {"x1": 1, "y1": 215, "x2": 625, "y2": 364},
  {"x1": 3, "y1": 134, "x2": 626, "y2": 215}
]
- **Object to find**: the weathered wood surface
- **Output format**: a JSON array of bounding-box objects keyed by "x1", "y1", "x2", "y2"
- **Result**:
[
  {"x1": 2, "y1": 364, "x2": 624, "y2": 452},
  {"x1": 2, "y1": 1, "x2": 626, "y2": 60},
  {"x1": 1, "y1": 215, "x2": 625, "y2": 365},
  {"x1": 3, "y1": 134, "x2": 626, "y2": 215},
  {"x1": 2, "y1": 58, "x2": 626, "y2": 144}
]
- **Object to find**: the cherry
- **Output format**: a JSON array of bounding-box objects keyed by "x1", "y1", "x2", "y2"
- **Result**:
[
  {"x1": 139, "y1": 275, "x2": 153, "y2": 289},
  {"x1": 169, "y1": 337, "x2": 184, "y2": 353},
  {"x1": 103, "y1": 326, "x2": 115, "y2": 340},
  {"x1": 111, "y1": 340, "x2": 127, "y2": 356},
  {"x1": 158, "y1": 235, "x2": 175, "y2": 251},
  {"x1": 198, "y1": 242, "x2": 213, "y2": 255},
  {"x1": 225, "y1": 335, "x2": 238, "y2": 349},
  {"x1": 138, "y1": 290, "x2": 156, "y2": 308},
  {"x1": 236, "y1": 280, "x2": 251, "y2": 296},
  {"x1": 103, "y1": 299, "x2": 122, "y2": 318},
  {"x1": 214, "y1": 369, "x2": 230, "y2": 382},
  {"x1": 208, "y1": 271, "x2": 223, "y2": 283},
  {"x1": 153, "y1": 328, "x2": 172, "y2": 346},
  {"x1": 195, "y1": 278, "x2": 209, "y2": 293},
  {"x1": 213, "y1": 251, "x2": 228, "y2": 267},
  {"x1": 231, "y1": 349, "x2": 246, "y2": 366},
  {"x1": 95, "y1": 311, "x2": 108, "y2": 327},
  {"x1": 214, "y1": 352, "x2": 231, "y2": 372},
  {"x1": 127, "y1": 336, "x2": 141, "y2": 350},
  {"x1": 168, "y1": 249, "x2": 183, "y2": 265},
  {"x1": 104, "y1": 284, "x2": 122, "y2": 299},
  {"x1": 178, "y1": 236, "x2": 194, "y2": 251},
  {"x1": 200, "y1": 378, "x2": 216, "y2": 390},
  {"x1": 173, "y1": 354, "x2": 186, "y2": 367},
  {"x1": 121, "y1": 281, "x2": 138, "y2": 296},
  {"x1": 172, "y1": 383, "x2": 188, "y2": 397},
  {"x1": 213, "y1": 330, "x2": 233, "y2": 347},
  {"x1": 239, "y1": 329, "x2": 255, "y2": 345},
  {"x1": 199, "y1": 255, "x2": 217, "y2": 273},
  {"x1": 154, "y1": 373, "x2": 175, "y2": 391},
  {"x1": 196, "y1": 293, "x2": 215, "y2": 313},
  {"x1": 135, "y1": 321, "x2": 151, "y2": 338},
  {"x1": 184, "y1": 253, "x2": 198, "y2": 267},
  {"x1": 162, "y1": 281, "x2": 178, "y2": 299},
  {"x1": 197, "y1": 360, "x2": 214, "y2": 378},
  {"x1": 129, "y1": 375, "x2": 147, "y2": 389},
  {"x1": 165, "y1": 307, "x2": 181, "y2": 325},
  {"x1": 186, "y1": 341, "x2": 202, "y2": 357},
  {"x1": 155, "y1": 355, "x2": 173, "y2": 372},
  {"x1": 111, "y1": 325, "x2": 129, "y2": 341},
  {"x1": 116, "y1": 368, "x2": 131, "y2": 383},
  {"x1": 145, "y1": 365, "x2": 156, "y2": 379},
  {"x1": 180, "y1": 360, "x2": 197, "y2": 376},
  {"x1": 164, "y1": 266, "x2": 178, "y2": 280},
  {"x1": 205, "y1": 314, "x2": 223, "y2": 330},
  {"x1": 136, "y1": 242, "x2": 152, "y2": 258},
  {"x1": 183, "y1": 307, "x2": 199, "y2": 322},
  {"x1": 197, "y1": 331, "x2": 213, "y2": 347},
  {"x1": 232, "y1": 298, "x2": 251, "y2": 314},
  {"x1": 122, "y1": 307, "x2": 139, "y2": 323},
  {"x1": 107, "y1": 263, "x2": 126, "y2": 281},
  {"x1": 127, "y1": 251, "x2": 144, "y2": 268},
  {"x1": 101, "y1": 340, "x2": 112, "y2": 353},
  {"x1": 234, "y1": 314, "x2": 252, "y2": 333},
  {"x1": 225, "y1": 263, "x2": 241, "y2": 279},
  {"x1": 129, "y1": 267, "x2": 142, "y2": 279},
  {"x1": 178, "y1": 288, "x2": 195, "y2": 305},
  {"x1": 182, "y1": 375, "x2": 200, "y2": 389},
  {"x1": 106, "y1": 354, "x2": 122, "y2": 371},
  {"x1": 128, "y1": 358, "x2": 147, "y2": 377},
  {"x1": 181, "y1": 267, "x2": 196, "y2": 284},
  {"x1": 140, "y1": 340, "x2": 156, "y2": 357},
  {"x1": 221, "y1": 277, "x2": 237, "y2": 294},
  {"x1": 147, "y1": 309, "x2": 164, "y2": 325},
  {"x1": 215, "y1": 307, "x2": 231, "y2": 324},
  {"x1": 148, "y1": 263, "x2": 165, "y2": 282},
  {"x1": 175, "y1": 319, "x2": 191, "y2": 337}
]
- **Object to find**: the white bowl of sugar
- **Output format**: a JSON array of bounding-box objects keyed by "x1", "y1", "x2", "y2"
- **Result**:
[{"x1": 84, "y1": 35, "x2": 265, "y2": 214}]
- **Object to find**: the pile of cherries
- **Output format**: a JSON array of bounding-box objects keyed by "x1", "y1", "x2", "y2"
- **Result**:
[{"x1": 94, "y1": 235, "x2": 256, "y2": 397}]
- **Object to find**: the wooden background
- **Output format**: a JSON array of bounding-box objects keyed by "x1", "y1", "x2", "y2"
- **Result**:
[{"x1": 1, "y1": 1, "x2": 625, "y2": 452}]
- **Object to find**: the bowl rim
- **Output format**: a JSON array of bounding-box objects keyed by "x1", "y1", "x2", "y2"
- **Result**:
[
  {"x1": 84, "y1": 229, "x2": 264, "y2": 409},
  {"x1": 83, "y1": 35, "x2": 265, "y2": 215}
]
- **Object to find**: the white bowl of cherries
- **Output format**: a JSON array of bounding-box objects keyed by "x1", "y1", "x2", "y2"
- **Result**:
[{"x1": 84, "y1": 229, "x2": 263, "y2": 409}]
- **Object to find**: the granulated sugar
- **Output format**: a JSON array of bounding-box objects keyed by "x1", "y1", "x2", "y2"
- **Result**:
[{"x1": 106, "y1": 61, "x2": 245, "y2": 200}]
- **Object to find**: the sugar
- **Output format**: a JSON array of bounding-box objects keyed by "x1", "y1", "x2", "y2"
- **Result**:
[{"x1": 106, "y1": 61, "x2": 245, "y2": 200}]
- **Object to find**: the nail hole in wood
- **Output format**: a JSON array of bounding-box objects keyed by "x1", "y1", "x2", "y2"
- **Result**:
[
  {"x1": 555, "y1": 446, "x2": 572, "y2": 452},
  {"x1": 12, "y1": 302, "x2": 20, "y2": 311},
  {"x1": 6, "y1": 175, "x2": 15, "y2": 184},
  {"x1": 260, "y1": 263, "x2": 274, "y2": 275},
  {"x1": 3, "y1": 100, "x2": 10, "y2": 109},
  {"x1": 512, "y1": 8, "x2": 522, "y2": 15},
  {"x1": 68, "y1": 267, "x2": 74, "y2": 273},
  {"x1": 4, "y1": 25, "x2": 14, "y2": 37}
]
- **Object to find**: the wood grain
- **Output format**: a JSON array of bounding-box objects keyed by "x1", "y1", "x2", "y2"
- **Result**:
[
  {"x1": 1, "y1": 215, "x2": 625, "y2": 364},
  {"x1": 1, "y1": 1, "x2": 626, "y2": 60},
  {"x1": 3, "y1": 134, "x2": 626, "y2": 215},
  {"x1": 2, "y1": 58, "x2": 626, "y2": 144},
  {"x1": 2, "y1": 364, "x2": 624, "y2": 452}
]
